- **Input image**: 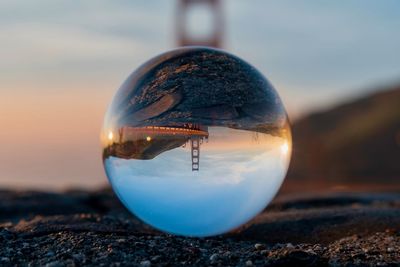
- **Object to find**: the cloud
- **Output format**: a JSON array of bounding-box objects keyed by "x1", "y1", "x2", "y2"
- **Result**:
[
  {"x1": 0, "y1": 0, "x2": 173, "y2": 84},
  {"x1": 104, "y1": 135, "x2": 290, "y2": 236},
  {"x1": 1, "y1": 24, "x2": 148, "y2": 65},
  {"x1": 227, "y1": 0, "x2": 400, "y2": 114}
]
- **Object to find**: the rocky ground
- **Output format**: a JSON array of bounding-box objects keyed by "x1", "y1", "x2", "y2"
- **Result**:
[{"x1": 0, "y1": 189, "x2": 399, "y2": 266}]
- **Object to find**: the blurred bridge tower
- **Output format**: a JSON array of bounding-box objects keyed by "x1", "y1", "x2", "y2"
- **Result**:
[
  {"x1": 176, "y1": 0, "x2": 222, "y2": 170},
  {"x1": 176, "y1": 0, "x2": 223, "y2": 48}
]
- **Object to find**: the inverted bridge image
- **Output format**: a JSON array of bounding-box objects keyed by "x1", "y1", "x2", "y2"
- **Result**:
[{"x1": 106, "y1": 124, "x2": 209, "y2": 171}]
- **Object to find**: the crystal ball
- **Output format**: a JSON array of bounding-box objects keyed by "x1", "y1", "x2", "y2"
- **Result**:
[{"x1": 101, "y1": 47, "x2": 291, "y2": 237}]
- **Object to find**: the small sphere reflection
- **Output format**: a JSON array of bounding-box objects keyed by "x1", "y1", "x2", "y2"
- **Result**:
[{"x1": 101, "y1": 47, "x2": 291, "y2": 237}]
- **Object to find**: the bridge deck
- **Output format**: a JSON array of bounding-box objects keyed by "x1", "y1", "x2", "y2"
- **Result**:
[{"x1": 125, "y1": 126, "x2": 209, "y2": 137}]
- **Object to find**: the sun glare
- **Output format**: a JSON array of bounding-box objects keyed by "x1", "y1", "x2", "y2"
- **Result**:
[
  {"x1": 108, "y1": 131, "x2": 114, "y2": 141},
  {"x1": 280, "y1": 142, "x2": 289, "y2": 155}
]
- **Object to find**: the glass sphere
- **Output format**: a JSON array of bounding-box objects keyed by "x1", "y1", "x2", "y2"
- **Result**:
[{"x1": 101, "y1": 47, "x2": 291, "y2": 237}]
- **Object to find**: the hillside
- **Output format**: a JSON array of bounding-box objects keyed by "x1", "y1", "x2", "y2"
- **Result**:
[{"x1": 287, "y1": 84, "x2": 400, "y2": 184}]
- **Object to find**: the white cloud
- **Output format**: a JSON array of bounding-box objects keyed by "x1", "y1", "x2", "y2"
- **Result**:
[
  {"x1": 0, "y1": 24, "x2": 153, "y2": 68},
  {"x1": 104, "y1": 135, "x2": 290, "y2": 236}
]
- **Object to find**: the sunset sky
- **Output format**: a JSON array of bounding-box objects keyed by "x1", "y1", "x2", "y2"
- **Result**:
[{"x1": 1, "y1": 0, "x2": 399, "y2": 189}]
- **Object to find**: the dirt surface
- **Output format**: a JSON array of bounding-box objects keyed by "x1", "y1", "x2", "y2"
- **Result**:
[{"x1": 0, "y1": 189, "x2": 399, "y2": 266}]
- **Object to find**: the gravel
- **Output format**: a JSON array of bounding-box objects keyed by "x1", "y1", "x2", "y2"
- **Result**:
[
  {"x1": 0, "y1": 189, "x2": 399, "y2": 266},
  {"x1": 1, "y1": 229, "x2": 398, "y2": 266}
]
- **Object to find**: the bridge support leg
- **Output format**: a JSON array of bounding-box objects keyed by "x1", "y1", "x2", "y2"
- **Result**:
[{"x1": 191, "y1": 137, "x2": 200, "y2": 171}]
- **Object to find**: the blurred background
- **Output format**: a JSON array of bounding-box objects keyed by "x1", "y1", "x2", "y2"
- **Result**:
[{"x1": 0, "y1": 0, "x2": 399, "y2": 192}]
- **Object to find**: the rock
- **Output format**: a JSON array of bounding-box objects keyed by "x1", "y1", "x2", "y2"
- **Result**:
[
  {"x1": 254, "y1": 243, "x2": 265, "y2": 250},
  {"x1": 150, "y1": 255, "x2": 161, "y2": 262},
  {"x1": 72, "y1": 253, "x2": 85, "y2": 262},
  {"x1": 222, "y1": 251, "x2": 231, "y2": 258},
  {"x1": 0, "y1": 257, "x2": 10, "y2": 263},
  {"x1": 45, "y1": 261, "x2": 63, "y2": 267},
  {"x1": 0, "y1": 228, "x2": 14, "y2": 240},
  {"x1": 245, "y1": 260, "x2": 253, "y2": 266},
  {"x1": 286, "y1": 243, "x2": 295, "y2": 249},
  {"x1": 45, "y1": 251, "x2": 55, "y2": 257},
  {"x1": 140, "y1": 260, "x2": 151, "y2": 267},
  {"x1": 199, "y1": 248, "x2": 207, "y2": 253},
  {"x1": 209, "y1": 253, "x2": 219, "y2": 262}
]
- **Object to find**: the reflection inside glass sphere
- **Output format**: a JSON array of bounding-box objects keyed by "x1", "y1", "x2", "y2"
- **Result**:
[{"x1": 101, "y1": 47, "x2": 291, "y2": 237}]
